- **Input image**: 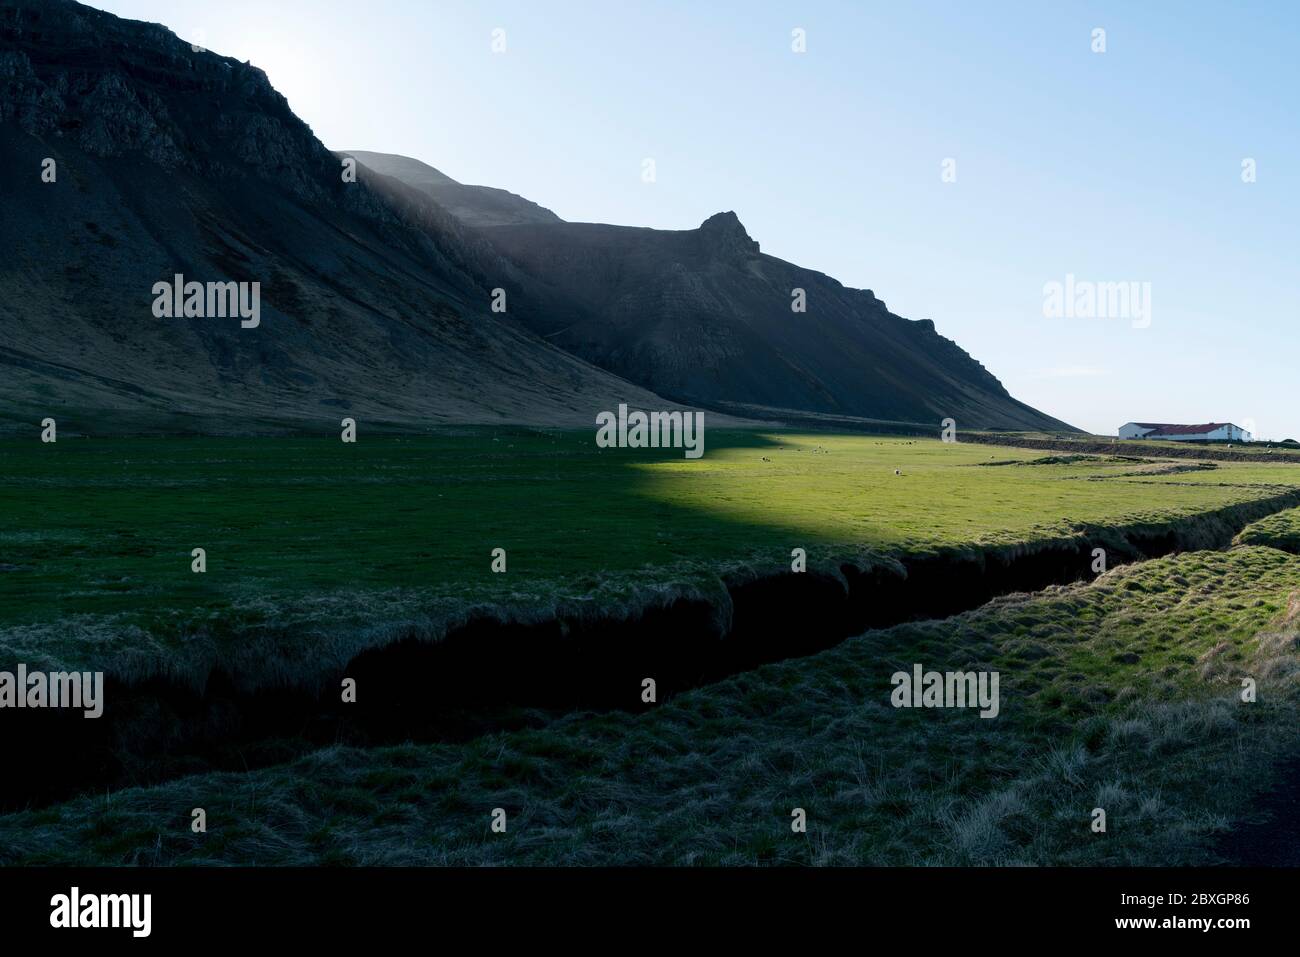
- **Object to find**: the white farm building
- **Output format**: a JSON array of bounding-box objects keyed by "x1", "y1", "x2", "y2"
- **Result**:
[{"x1": 1118, "y1": 422, "x2": 1253, "y2": 442}]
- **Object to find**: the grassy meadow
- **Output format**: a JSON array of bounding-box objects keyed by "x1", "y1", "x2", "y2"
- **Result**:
[
  {"x1": 3, "y1": 429, "x2": 1300, "y2": 867},
  {"x1": 4, "y1": 430, "x2": 1300, "y2": 684},
  {"x1": 970, "y1": 431, "x2": 1300, "y2": 464}
]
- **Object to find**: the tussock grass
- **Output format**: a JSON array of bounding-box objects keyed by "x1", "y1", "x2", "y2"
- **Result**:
[
  {"x1": 4, "y1": 431, "x2": 1299, "y2": 690},
  {"x1": 4, "y1": 547, "x2": 1296, "y2": 866},
  {"x1": 1235, "y1": 506, "x2": 1300, "y2": 554}
]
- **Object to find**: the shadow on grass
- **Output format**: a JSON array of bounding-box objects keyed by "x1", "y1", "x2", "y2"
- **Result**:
[{"x1": 7, "y1": 428, "x2": 1289, "y2": 811}]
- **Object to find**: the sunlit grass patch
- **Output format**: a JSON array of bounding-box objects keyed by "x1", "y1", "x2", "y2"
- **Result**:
[{"x1": 1235, "y1": 506, "x2": 1300, "y2": 554}]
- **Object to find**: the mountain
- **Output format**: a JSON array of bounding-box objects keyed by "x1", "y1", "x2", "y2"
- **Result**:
[
  {"x1": 339, "y1": 150, "x2": 563, "y2": 228},
  {"x1": 0, "y1": 0, "x2": 671, "y2": 432},
  {"x1": 354, "y1": 151, "x2": 1075, "y2": 432},
  {"x1": 0, "y1": 0, "x2": 1072, "y2": 436},
  {"x1": 485, "y1": 213, "x2": 1074, "y2": 430}
]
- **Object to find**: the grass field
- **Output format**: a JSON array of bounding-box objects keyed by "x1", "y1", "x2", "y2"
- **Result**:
[
  {"x1": 4, "y1": 545, "x2": 1296, "y2": 866},
  {"x1": 4, "y1": 430, "x2": 1300, "y2": 867},
  {"x1": 968, "y1": 431, "x2": 1300, "y2": 464},
  {"x1": 4, "y1": 430, "x2": 1300, "y2": 683},
  {"x1": 1236, "y1": 506, "x2": 1300, "y2": 554}
]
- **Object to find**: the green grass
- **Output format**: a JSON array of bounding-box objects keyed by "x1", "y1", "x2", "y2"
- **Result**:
[
  {"x1": 4, "y1": 430, "x2": 1300, "y2": 682},
  {"x1": 5, "y1": 431, "x2": 1300, "y2": 867},
  {"x1": 4, "y1": 546, "x2": 1296, "y2": 866},
  {"x1": 970, "y1": 431, "x2": 1300, "y2": 464},
  {"x1": 1236, "y1": 506, "x2": 1300, "y2": 554}
]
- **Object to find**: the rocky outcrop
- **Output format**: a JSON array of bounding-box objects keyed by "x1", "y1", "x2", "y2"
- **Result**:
[
  {"x1": 696, "y1": 211, "x2": 760, "y2": 259},
  {"x1": 2, "y1": 0, "x2": 344, "y2": 196}
]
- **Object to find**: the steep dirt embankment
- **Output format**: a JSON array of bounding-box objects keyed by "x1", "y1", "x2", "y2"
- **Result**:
[{"x1": 8, "y1": 490, "x2": 1300, "y2": 812}]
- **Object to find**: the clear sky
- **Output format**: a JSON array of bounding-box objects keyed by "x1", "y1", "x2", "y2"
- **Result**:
[{"x1": 88, "y1": 0, "x2": 1299, "y2": 438}]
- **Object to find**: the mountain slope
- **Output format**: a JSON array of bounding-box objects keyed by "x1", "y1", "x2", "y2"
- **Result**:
[
  {"x1": 340, "y1": 150, "x2": 563, "y2": 228},
  {"x1": 0, "y1": 0, "x2": 669, "y2": 432},
  {"x1": 485, "y1": 213, "x2": 1073, "y2": 431},
  {"x1": 354, "y1": 150, "x2": 1075, "y2": 432}
]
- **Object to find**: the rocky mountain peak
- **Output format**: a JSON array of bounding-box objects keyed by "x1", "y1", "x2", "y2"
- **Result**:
[
  {"x1": 0, "y1": 0, "x2": 333, "y2": 198},
  {"x1": 697, "y1": 211, "x2": 760, "y2": 257}
]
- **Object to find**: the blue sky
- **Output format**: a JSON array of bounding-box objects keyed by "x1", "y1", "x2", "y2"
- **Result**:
[{"x1": 90, "y1": 0, "x2": 1299, "y2": 438}]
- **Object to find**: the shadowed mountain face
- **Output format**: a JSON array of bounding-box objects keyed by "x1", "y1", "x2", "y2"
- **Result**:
[
  {"x1": 1, "y1": 0, "x2": 1072, "y2": 435},
  {"x1": 355, "y1": 153, "x2": 1076, "y2": 432},
  {"x1": 0, "y1": 0, "x2": 669, "y2": 432},
  {"x1": 339, "y1": 150, "x2": 562, "y2": 228}
]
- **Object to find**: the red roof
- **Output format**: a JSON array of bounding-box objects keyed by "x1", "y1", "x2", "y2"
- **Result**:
[{"x1": 1132, "y1": 422, "x2": 1232, "y2": 436}]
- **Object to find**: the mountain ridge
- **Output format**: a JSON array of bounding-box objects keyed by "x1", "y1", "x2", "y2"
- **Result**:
[
  {"x1": 339, "y1": 150, "x2": 564, "y2": 228},
  {"x1": 346, "y1": 149, "x2": 1075, "y2": 432},
  {"x1": 0, "y1": 0, "x2": 1075, "y2": 435},
  {"x1": 0, "y1": 0, "x2": 690, "y2": 432}
]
